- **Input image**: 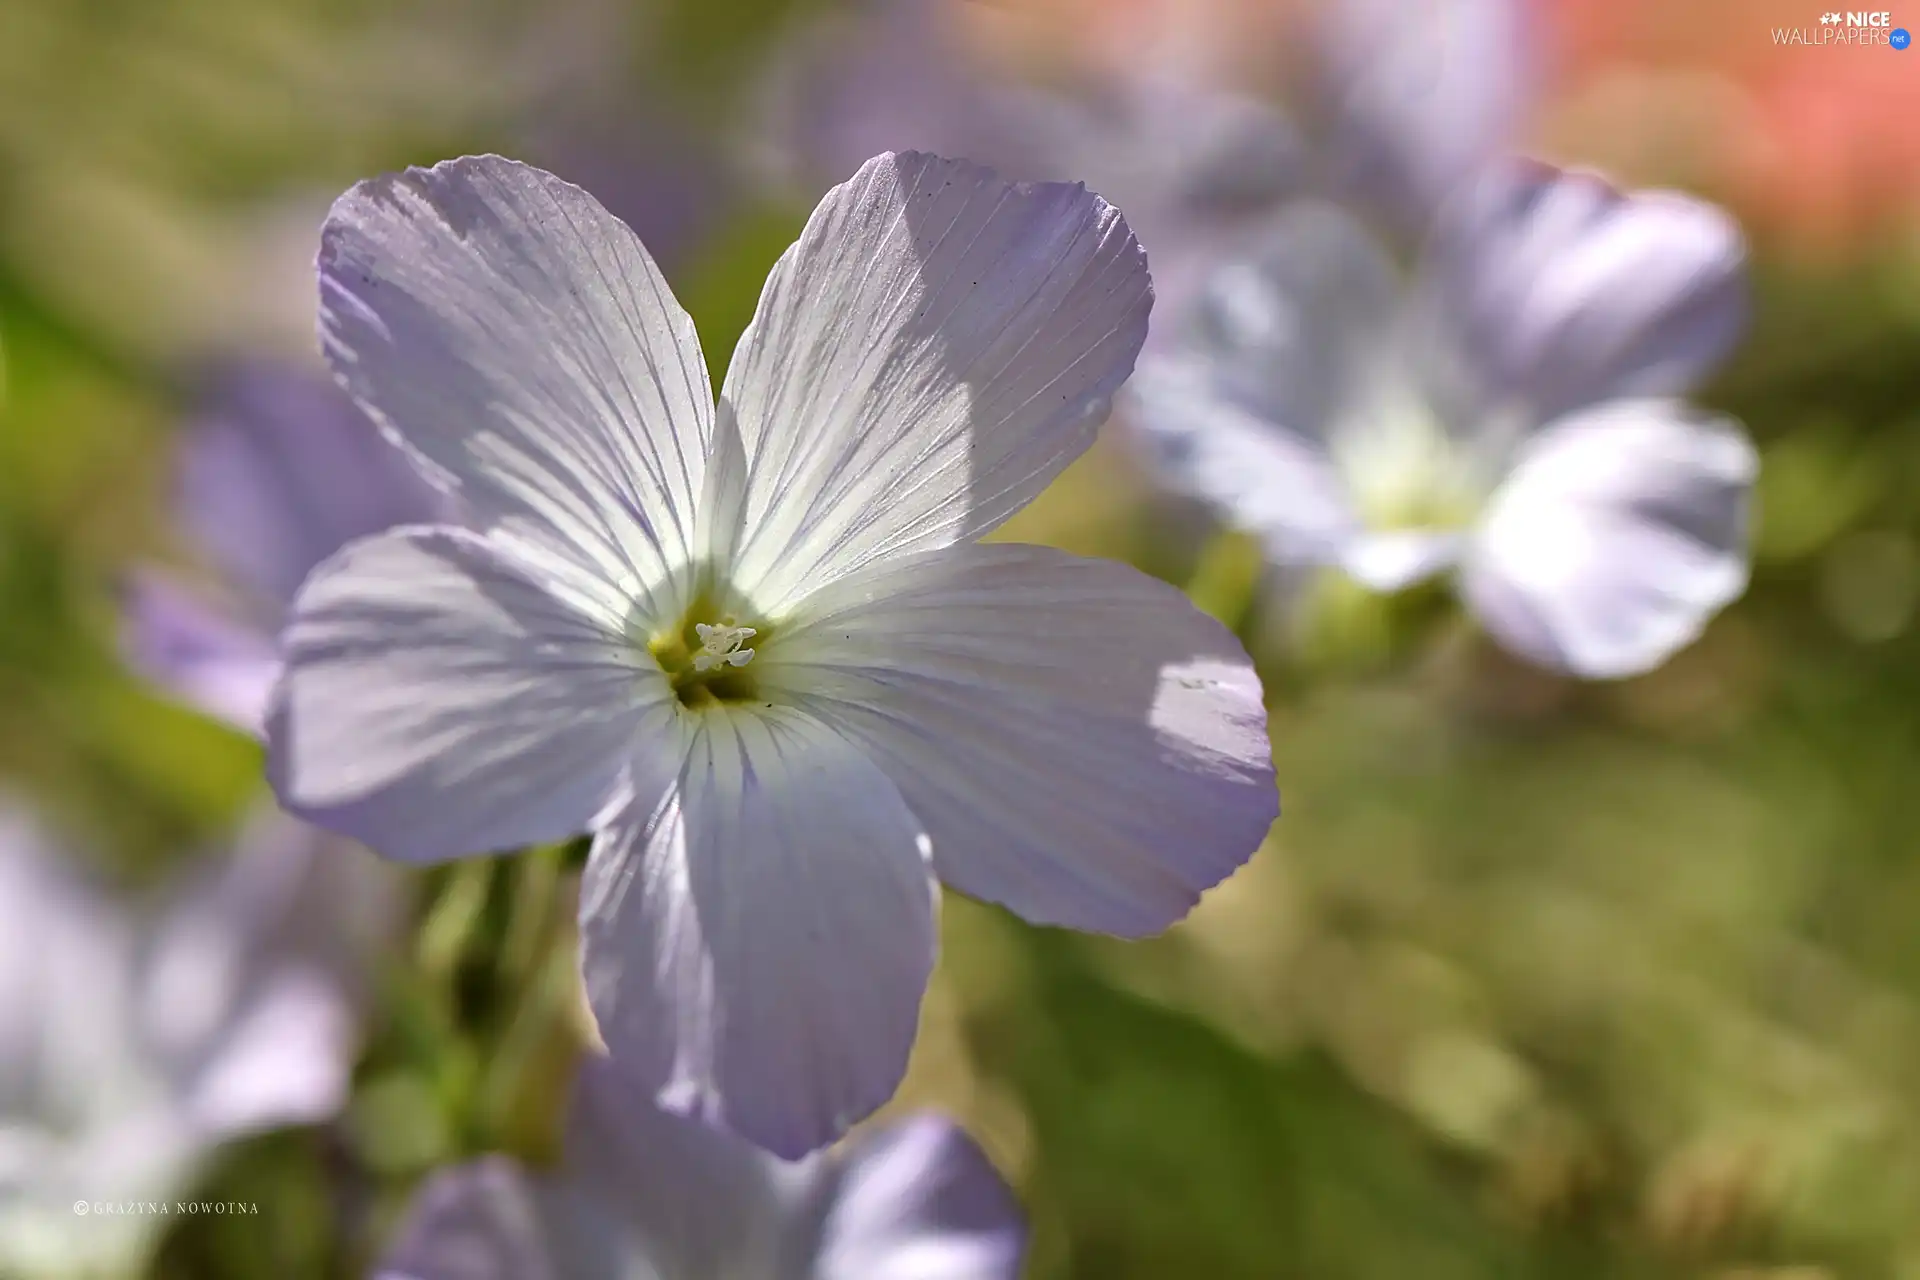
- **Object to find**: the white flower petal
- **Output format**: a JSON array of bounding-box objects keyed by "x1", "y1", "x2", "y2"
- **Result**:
[
  {"x1": 1437, "y1": 161, "x2": 1748, "y2": 421},
  {"x1": 1461, "y1": 400, "x2": 1758, "y2": 677},
  {"x1": 764, "y1": 543, "x2": 1276, "y2": 937},
  {"x1": 1127, "y1": 203, "x2": 1414, "y2": 562},
  {"x1": 1146, "y1": 202, "x2": 1402, "y2": 444},
  {"x1": 267, "y1": 528, "x2": 667, "y2": 863},
  {"x1": 1338, "y1": 530, "x2": 1464, "y2": 592},
  {"x1": 717, "y1": 150, "x2": 1151, "y2": 612},
  {"x1": 579, "y1": 709, "x2": 937, "y2": 1159},
  {"x1": 319, "y1": 156, "x2": 714, "y2": 628},
  {"x1": 374, "y1": 1157, "x2": 650, "y2": 1280},
  {"x1": 1126, "y1": 355, "x2": 1357, "y2": 568},
  {"x1": 817, "y1": 1115, "x2": 1026, "y2": 1280}
]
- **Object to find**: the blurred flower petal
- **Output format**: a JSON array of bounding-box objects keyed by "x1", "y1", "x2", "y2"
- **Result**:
[
  {"x1": 143, "y1": 810, "x2": 401, "y2": 1137},
  {"x1": 1004, "y1": 77, "x2": 1303, "y2": 332},
  {"x1": 319, "y1": 155, "x2": 716, "y2": 630},
  {"x1": 1128, "y1": 355, "x2": 1358, "y2": 564},
  {"x1": 1140, "y1": 202, "x2": 1401, "y2": 450},
  {"x1": 1101, "y1": 78, "x2": 1300, "y2": 229},
  {"x1": 719, "y1": 150, "x2": 1151, "y2": 614},
  {"x1": 0, "y1": 810, "x2": 139, "y2": 1120},
  {"x1": 268, "y1": 528, "x2": 666, "y2": 863},
  {"x1": 174, "y1": 365, "x2": 445, "y2": 613},
  {"x1": 375, "y1": 1156, "x2": 644, "y2": 1280},
  {"x1": 1126, "y1": 202, "x2": 1406, "y2": 562},
  {"x1": 1338, "y1": 530, "x2": 1466, "y2": 592},
  {"x1": 174, "y1": 966, "x2": 353, "y2": 1136},
  {"x1": 1317, "y1": 0, "x2": 1532, "y2": 233},
  {"x1": 0, "y1": 804, "x2": 378, "y2": 1277},
  {"x1": 124, "y1": 364, "x2": 451, "y2": 734},
  {"x1": 579, "y1": 711, "x2": 937, "y2": 1160},
  {"x1": 760, "y1": 0, "x2": 1051, "y2": 192},
  {"x1": 119, "y1": 571, "x2": 279, "y2": 735},
  {"x1": 764, "y1": 2, "x2": 1299, "y2": 333},
  {"x1": 1133, "y1": 152, "x2": 1754, "y2": 673},
  {"x1": 767, "y1": 542, "x2": 1276, "y2": 938},
  {"x1": 1436, "y1": 161, "x2": 1749, "y2": 422},
  {"x1": 817, "y1": 1114, "x2": 1026, "y2": 1280},
  {"x1": 562, "y1": 1057, "x2": 796, "y2": 1276},
  {"x1": 1461, "y1": 400, "x2": 1758, "y2": 677},
  {"x1": 377, "y1": 1058, "x2": 1024, "y2": 1280}
]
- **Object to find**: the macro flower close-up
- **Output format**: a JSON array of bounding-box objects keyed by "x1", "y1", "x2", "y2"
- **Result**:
[
  {"x1": 267, "y1": 150, "x2": 1279, "y2": 1157},
  {"x1": 7, "y1": 0, "x2": 1920, "y2": 1274},
  {"x1": 376, "y1": 1056, "x2": 1023, "y2": 1280}
]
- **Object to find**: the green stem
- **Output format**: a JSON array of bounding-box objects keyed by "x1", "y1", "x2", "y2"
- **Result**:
[
  {"x1": 417, "y1": 858, "x2": 493, "y2": 991},
  {"x1": 501, "y1": 843, "x2": 562, "y2": 983}
]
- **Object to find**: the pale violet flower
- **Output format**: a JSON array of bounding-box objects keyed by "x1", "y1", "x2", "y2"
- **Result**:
[
  {"x1": 763, "y1": 0, "x2": 1529, "y2": 322},
  {"x1": 1129, "y1": 162, "x2": 1757, "y2": 678},
  {"x1": 0, "y1": 803, "x2": 395, "y2": 1278},
  {"x1": 268, "y1": 152, "x2": 1278, "y2": 1156},
  {"x1": 760, "y1": 0, "x2": 1302, "y2": 331},
  {"x1": 1308, "y1": 0, "x2": 1532, "y2": 237},
  {"x1": 123, "y1": 363, "x2": 448, "y2": 734},
  {"x1": 980, "y1": 77, "x2": 1303, "y2": 343},
  {"x1": 376, "y1": 1056, "x2": 1023, "y2": 1280}
]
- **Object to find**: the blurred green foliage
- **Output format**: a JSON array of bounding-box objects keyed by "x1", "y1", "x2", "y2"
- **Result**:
[{"x1": 4, "y1": 1, "x2": 1920, "y2": 1277}]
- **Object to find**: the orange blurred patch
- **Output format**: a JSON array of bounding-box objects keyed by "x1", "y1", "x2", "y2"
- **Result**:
[
  {"x1": 1544, "y1": 0, "x2": 1920, "y2": 253},
  {"x1": 1735, "y1": 49, "x2": 1920, "y2": 250}
]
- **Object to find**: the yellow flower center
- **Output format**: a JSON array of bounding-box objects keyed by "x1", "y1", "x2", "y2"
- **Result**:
[
  {"x1": 646, "y1": 590, "x2": 772, "y2": 710},
  {"x1": 1332, "y1": 389, "x2": 1485, "y2": 535}
]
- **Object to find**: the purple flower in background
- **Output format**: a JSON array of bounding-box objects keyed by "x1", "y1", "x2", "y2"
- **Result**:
[
  {"x1": 994, "y1": 76, "x2": 1304, "y2": 342},
  {"x1": 1129, "y1": 161, "x2": 1757, "y2": 677},
  {"x1": 266, "y1": 152, "x2": 1276, "y2": 1156},
  {"x1": 1309, "y1": 0, "x2": 1532, "y2": 238},
  {"x1": 0, "y1": 802, "x2": 395, "y2": 1277},
  {"x1": 761, "y1": 0, "x2": 1532, "y2": 322},
  {"x1": 759, "y1": 0, "x2": 1301, "y2": 331},
  {"x1": 124, "y1": 363, "x2": 448, "y2": 734},
  {"x1": 756, "y1": 0, "x2": 1047, "y2": 190},
  {"x1": 377, "y1": 1057, "x2": 1024, "y2": 1280}
]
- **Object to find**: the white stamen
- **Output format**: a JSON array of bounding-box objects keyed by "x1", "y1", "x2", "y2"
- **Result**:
[{"x1": 691, "y1": 622, "x2": 757, "y2": 672}]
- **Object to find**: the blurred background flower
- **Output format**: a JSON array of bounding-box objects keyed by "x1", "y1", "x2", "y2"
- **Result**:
[
  {"x1": 3, "y1": 0, "x2": 1920, "y2": 1275},
  {"x1": 376, "y1": 1056, "x2": 1025, "y2": 1280},
  {"x1": 1127, "y1": 161, "x2": 1756, "y2": 676},
  {"x1": 122, "y1": 363, "x2": 454, "y2": 736},
  {"x1": 0, "y1": 802, "x2": 396, "y2": 1279}
]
